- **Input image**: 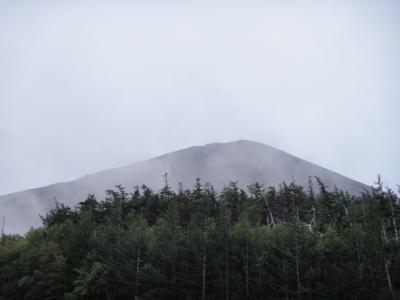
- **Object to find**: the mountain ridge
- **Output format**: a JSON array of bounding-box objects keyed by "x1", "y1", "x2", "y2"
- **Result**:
[{"x1": 0, "y1": 140, "x2": 369, "y2": 233}]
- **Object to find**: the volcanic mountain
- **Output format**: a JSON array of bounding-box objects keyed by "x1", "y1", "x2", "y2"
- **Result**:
[{"x1": 0, "y1": 140, "x2": 369, "y2": 234}]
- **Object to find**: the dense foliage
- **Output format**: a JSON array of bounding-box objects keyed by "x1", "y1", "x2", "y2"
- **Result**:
[{"x1": 1, "y1": 176, "x2": 399, "y2": 300}]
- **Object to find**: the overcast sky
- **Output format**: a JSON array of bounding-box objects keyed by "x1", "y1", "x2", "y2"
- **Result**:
[{"x1": 0, "y1": 0, "x2": 399, "y2": 195}]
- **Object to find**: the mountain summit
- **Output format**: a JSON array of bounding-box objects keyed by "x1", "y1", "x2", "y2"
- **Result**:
[{"x1": 0, "y1": 140, "x2": 368, "y2": 233}]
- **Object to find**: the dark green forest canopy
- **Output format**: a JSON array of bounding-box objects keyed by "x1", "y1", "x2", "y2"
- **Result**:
[{"x1": 1, "y1": 177, "x2": 400, "y2": 300}]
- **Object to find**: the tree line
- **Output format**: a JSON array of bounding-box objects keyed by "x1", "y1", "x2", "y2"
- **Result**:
[{"x1": 0, "y1": 175, "x2": 399, "y2": 299}]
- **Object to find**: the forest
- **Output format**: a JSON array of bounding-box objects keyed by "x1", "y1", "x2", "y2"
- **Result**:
[{"x1": 0, "y1": 176, "x2": 399, "y2": 300}]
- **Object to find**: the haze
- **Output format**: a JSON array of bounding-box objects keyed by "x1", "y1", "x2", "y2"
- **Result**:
[{"x1": 0, "y1": 0, "x2": 399, "y2": 195}]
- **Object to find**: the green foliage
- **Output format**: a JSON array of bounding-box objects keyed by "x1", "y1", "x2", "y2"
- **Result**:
[{"x1": 1, "y1": 178, "x2": 399, "y2": 299}]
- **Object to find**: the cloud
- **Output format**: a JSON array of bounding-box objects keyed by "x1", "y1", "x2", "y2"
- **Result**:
[{"x1": 0, "y1": 0, "x2": 399, "y2": 194}]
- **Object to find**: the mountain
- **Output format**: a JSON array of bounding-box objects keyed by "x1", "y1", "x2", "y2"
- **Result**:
[{"x1": 0, "y1": 140, "x2": 369, "y2": 234}]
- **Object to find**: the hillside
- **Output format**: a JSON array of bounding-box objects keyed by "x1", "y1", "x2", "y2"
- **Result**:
[{"x1": 0, "y1": 140, "x2": 368, "y2": 233}]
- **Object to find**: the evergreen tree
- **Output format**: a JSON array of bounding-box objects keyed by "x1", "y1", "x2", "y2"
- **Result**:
[{"x1": 1, "y1": 177, "x2": 399, "y2": 299}]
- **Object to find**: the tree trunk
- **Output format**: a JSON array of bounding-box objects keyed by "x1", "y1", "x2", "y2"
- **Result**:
[
  {"x1": 384, "y1": 257, "x2": 393, "y2": 298},
  {"x1": 225, "y1": 242, "x2": 229, "y2": 300},
  {"x1": 225, "y1": 205, "x2": 229, "y2": 300},
  {"x1": 1, "y1": 216, "x2": 4, "y2": 240},
  {"x1": 389, "y1": 197, "x2": 399, "y2": 242},
  {"x1": 202, "y1": 230, "x2": 207, "y2": 300},
  {"x1": 295, "y1": 226, "x2": 301, "y2": 300},
  {"x1": 296, "y1": 256, "x2": 301, "y2": 300},
  {"x1": 382, "y1": 223, "x2": 388, "y2": 242},
  {"x1": 135, "y1": 246, "x2": 141, "y2": 297},
  {"x1": 293, "y1": 196, "x2": 301, "y2": 300},
  {"x1": 267, "y1": 207, "x2": 276, "y2": 227},
  {"x1": 245, "y1": 241, "x2": 249, "y2": 300},
  {"x1": 381, "y1": 224, "x2": 394, "y2": 299},
  {"x1": 356, "y1": 239, "x2": 363, "y2": 281},
  {"x1": 283, "y1": 263, "x2": 289, "y2": 300}
]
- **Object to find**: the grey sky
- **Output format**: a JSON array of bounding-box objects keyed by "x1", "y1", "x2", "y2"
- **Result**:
[{"x1": 0, "y1": 0, "x2": 399, "y2": 195}]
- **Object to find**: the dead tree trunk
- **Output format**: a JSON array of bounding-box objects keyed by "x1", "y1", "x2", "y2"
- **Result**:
[{"x1": 384, "y1": 257, "x2": 393, "y2": 297}]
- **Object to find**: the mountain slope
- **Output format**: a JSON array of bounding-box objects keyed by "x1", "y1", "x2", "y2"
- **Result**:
[{"x1": 0, "y1": 140, "x2": 369, "y2": 233}]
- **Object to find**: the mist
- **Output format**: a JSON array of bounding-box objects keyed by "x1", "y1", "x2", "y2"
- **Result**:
[
  {"x1": 1, "y1": 0, "x2": 399, "y2": 196},
  {"x1": 0, "y1": 140, "x2": 370, "y2": 234}
]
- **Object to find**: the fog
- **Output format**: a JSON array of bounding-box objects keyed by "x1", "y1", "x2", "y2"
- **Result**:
[{"x1": 0, "y1": 0, "x2": 399, "y2": 196}]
